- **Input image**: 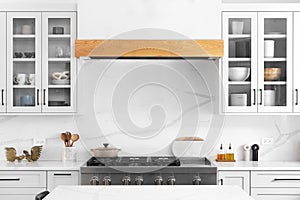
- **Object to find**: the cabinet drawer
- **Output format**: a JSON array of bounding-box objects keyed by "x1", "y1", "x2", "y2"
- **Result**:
[
  {"x1": 252, "y1": 188, "x2": 300, "y2": 200},
  {"x1": 47, "y1": 171, "x2": 79, "y2": 191},
  {"x1": 0, "y1": 187, "x2": 46, "y2": 200},
  {"x1": 252, "y1": 171, "x2": 300, "y2": 187},
  {"x1": 0, "y1": 171, "x2": 46, "y2": 187}
]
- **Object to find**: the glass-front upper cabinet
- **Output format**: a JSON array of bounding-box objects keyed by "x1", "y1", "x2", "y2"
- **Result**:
[
  {"x1": 257, "y1": 12, "x2": 292, "y2": 112},
  {"x1": 0, "y1": 13, "x2": 6, "y2": 113},
  {"x1": 6, "y1": 12, "x2": 41, "y2": 112},
  {"x1": 42, "y1": 12, "x2": 76, "y2": 112},
  {"x1": 223, "y1": 12, "x2": 258, "y2": 113}
]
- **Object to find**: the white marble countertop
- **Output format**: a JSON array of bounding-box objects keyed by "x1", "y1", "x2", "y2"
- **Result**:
[
  {"x1": 0, "y1": 160, "x2": 83, "y2": 170},
  {"x1": 44, "y1": 185, "x2": 254, "y2": 200},
  {"x1": 214, "y1": 161, "x2": 300, "y2": 170}
]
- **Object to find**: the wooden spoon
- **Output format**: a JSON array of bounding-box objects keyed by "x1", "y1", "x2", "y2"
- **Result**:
[
  {"x1": 60, "y1": 133, "x2": 68, "y2": 147},
  {"x1": 66, "y1": 131, "x2": 72, "y2": 147},
  {"x1": 70, "y1": 134, "x2": 79, "y2": 147}
]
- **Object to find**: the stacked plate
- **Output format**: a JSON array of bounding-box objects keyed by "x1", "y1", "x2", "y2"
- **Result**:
[{"x1": 52, "y1": 79, "x2": 70, "y2": 85}]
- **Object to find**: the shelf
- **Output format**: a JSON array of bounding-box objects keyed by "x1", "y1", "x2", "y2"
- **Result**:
[
  {"x1": 264, "y1": 34, "x2": 286, "y2": 39},
  {"x1": 228, "y1": 81, "x2": 251, "y2": 85},
  {"x1": 264, "y1": 58, "x2": 286, "y2": 62},
  {"x1": 228, "y1": 34, "x2": 251, "y2": 39},
  {"x1": 48, "y1": 34, "x2": 71, "y2": 38},
  {"x1": 13, "y1": 58, "x2": 35, "y2": 62},
  {"x1": 48, "y1": 85, "x2": 71, "y2": 88},
  {"x1": 48, "y1": 58, "x2": 71, "y2": 62},
  {"x1": 228, "y1": 58, "x2": 251, "y2": 62},
  {"x1": 13, "y1": 85, "x2": 35, "y2": 89},
  {"x1": 264, "y1": 81, "x2": 286, "y2": 85},
  {"x1": 13, "y1": 34, "x2": 35, "y2": 38}
]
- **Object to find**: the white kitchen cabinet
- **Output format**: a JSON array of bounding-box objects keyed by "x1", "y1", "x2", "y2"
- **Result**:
[
  {"x1": 41, "y1": 12, "x2": 76, "y2": 112},
  {"x1": 252, "y1": 188, "x2": 300, "y2": 200},
  {"x1": 5, "y1": 11, "x2": 76, "y2": 113},
  {"x1": 47, "y1": 171, "x2": 79, "y2": 191},
  {"x1": 0, "y1": 12, "x2": 6, "y2": 113},
  {"x1": 7, "y1": 12, "x2": 42, "y2": 112},
  {"x1": 293, "y1": 12, "x2": 300, "y2": 112},
  {"x1": 222, "y1": 12, "x2": 293, "y2": 113},
  {"x1": 0, "y1": 188, "x2": 46, "y2": 200},
  {"x1": 218, "y1": 171, "x2": 250, "y2": 195},
  {"x1": 0, "y1": 171, "x2": 46, "y2": 199}
]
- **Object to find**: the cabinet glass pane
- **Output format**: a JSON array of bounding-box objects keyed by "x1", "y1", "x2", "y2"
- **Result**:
[
  {"x1": 13, "y1": 88, "x2": 35, "y2": 107},
  {"x1": 48, "y1": 88, "x2": 70, "y2": 107},
  {"x1": 13, "y1": 18, "x2": 35, "y2": 34},
  {"x1": 48, "y1": 18, "x2": 70, "y2": 35},
  {"x1": 264, "y1": 85, "x2": 286, "y2": 106},
  {"x1": 227, "y1": 17, "x2": 253, "y2": 109},
  {"x1": 48, "y1": 61, "x2": 70, "y2": 85},
  {"x1": 263, "y1": 18, "x2": 288, "y2": 108}
]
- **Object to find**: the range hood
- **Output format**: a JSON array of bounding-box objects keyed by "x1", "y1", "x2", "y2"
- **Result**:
[{"x1": 75, "y1": 40, "x2": 224, "y2": 58}]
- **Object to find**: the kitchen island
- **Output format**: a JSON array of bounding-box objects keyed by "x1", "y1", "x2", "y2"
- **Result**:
[{"x1": 44, "y1": 185, "x2": 254, "y2": 200}]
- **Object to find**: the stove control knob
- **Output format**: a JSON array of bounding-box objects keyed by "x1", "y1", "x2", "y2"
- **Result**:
[
  {"x1": 192, "y1": 176, "x2": 202, "y2": 185},
  {"x1": 122, "y1": 176, "x2": 131, "y2": 185},
  {"x1": 102, "y1": 176, "x2": 112, "y2": 185},
  {"x1": 154, "y1": 176, "x2": 163, "y2": 185},
  {"x1": 134, "y1": 176, "x2": 144, "y2": 185},
  {"x1": 167, "y1": 176, "x2": 176, "y2": 185},
  {"x1": 90, "y1": 176, "x2": 99, "y2": 185}
]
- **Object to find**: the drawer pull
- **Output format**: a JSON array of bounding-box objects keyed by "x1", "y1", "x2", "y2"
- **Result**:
[
  {"x1": 1, "y1": 89, "x2": 4, "y2": 106},
  {"x1": 54, "y1": 173, "x2": 72, "y2": 176},
  {"x1": 273, "y1": 178, "x2": 300, "y2": 181},
  {"x1": 0, "y1": 178, "x2": 20, "y2": 181}
]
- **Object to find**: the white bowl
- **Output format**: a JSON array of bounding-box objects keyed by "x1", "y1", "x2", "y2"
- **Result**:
[{"x1": 229, "y1": 67, "x2": 250, "y2": 81}]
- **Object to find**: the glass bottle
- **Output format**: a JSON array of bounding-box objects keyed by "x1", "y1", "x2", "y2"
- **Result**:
[
  {"x1": 226, "y1": 143, "x2": 235, "y2": 161},
  {"x1": 217, "y1": 144, "x2": 225, "y2": 161}
]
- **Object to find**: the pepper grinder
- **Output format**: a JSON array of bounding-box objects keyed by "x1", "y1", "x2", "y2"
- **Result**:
[{"x1": 251, "y1": 144, "x2": 259, "y2": 161}]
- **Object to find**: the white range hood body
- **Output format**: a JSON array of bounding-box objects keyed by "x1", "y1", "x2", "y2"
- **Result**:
[{"x1": 78, "y1": 0, "x2": 221, "y2": 40}]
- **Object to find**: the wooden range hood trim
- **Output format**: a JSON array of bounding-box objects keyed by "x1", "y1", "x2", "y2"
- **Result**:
[{"x1": 75, "y1": 40, "x2": 223, "y2": 58}]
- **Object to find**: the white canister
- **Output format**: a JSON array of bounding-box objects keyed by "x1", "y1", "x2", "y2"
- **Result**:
[
  {"x1": 243, "y1": 144, "x2": 251, "y2": 161},
  {"x1": 264, "y1": 40, "x2": 275, "y2": 58},
  {"x1": 62, "y1": 147, "x2": 77, "y2": 162},
  {"x1": 21, "y1": 25, "x2": 33, "y2": 34},
  {"x1": 231, "y1": 21, "x2": 244, "y2": 34},
  {"x1": 230, "y1": 93, "x2": 247, "y2": 106},
  {"x1": 264, "y1": 90, "x2": 276, "y2": 106}
]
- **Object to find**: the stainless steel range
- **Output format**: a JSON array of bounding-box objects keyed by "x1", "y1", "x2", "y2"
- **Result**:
[{"x1": 81, "y1": 156, "x2": 217, "y2": 185}]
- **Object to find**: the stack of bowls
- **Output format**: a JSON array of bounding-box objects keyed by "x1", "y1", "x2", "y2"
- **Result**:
[{"x1": 264, "y1": 68, "x2": 281, "y2": 81}]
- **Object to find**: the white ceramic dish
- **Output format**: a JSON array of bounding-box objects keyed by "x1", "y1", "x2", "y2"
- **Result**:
[
  {"x1": 230, "y1": 93, "x2": 247, "y2": 106},
  {"x1": 264, "y1": 90, "x2": 276, "y2": 106},
  {"x1": 52, "y1": 80, "x2": 70, "y2": 85},
  {"x1": 229, "y1": 67, "x2": 250, "y2": 81}
]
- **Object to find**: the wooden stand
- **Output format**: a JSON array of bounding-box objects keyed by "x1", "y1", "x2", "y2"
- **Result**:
[{"x1": 216, "y1": 159, "x2": 236, "y2": 162}]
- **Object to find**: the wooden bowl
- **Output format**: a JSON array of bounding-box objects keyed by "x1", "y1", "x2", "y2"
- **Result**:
[{"x1": 264, "y1": 68, "x2": 281, "y2": 81}]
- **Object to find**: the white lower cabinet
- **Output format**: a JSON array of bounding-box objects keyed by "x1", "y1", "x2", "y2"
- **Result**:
[
  {"x1": 47, "y1": 171, "x2": 79, "y2": 191},
  {"x1": 0, "y1": 171, "x2": 46, "y2": 199},
  {"x1": 251, "y1": 171, "x2": 300, "y2": 200},
  {"x1": 252, "y1": 188, "x2": 300, "y2": 200},
  {"x1": 218, "y1": 171, "x2": 250, "y2": 195},
  {"x1": 0, "y1": 188, "x2": 46, "y2": 200},
  {"x1": 0, "y1": 170, "x2": 79, "y2": 198}
]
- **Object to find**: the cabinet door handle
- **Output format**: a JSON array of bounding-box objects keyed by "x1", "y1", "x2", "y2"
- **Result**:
[
  {"x1": 0, "y1": 178, "x2": 20, "y2": 181},
  {"x1": 259, "y1": 89, "x2": 263, "y2": 105},
  {"x1": 296, "y1": 89, "x2": 299, "y2": 106},
  {"x1": 273, "y1": 178, "x2": 300, "y2": 181},
  {"x1": 53, "y1": 173, "x2": 72, "y2": 176},
  {"x1": 43, "y1": 89, "x2": 46, "y2": 106},
  {"x1": 1, "y1": 89, "x2": 4, "y2": 106},
  {"x1": 219, "y1": 179, "x2": 223, "y2": 185},
  {"x1": 253, "y1": 89, "x2": 256, "y2": 105},
  {"x1": 37, "y1": 89, "x2": 40, "y2": 106}
]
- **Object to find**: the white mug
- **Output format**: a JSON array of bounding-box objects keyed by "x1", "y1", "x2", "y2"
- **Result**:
[
  {"x1": 264, "y1": 40, "x2": 275, "y2": 58},
  {"x1": 231, "y1": 21, "x2": 244, "y2": 34},
  {"x1": 14, "y1": 74, "x2": 26, "y2": 85},
  {"x1": 22, "y1": 25, "x2": 32, "y2": 34},
  {"x1": 26, "y1": 74, "x2": 35, "y2": 85}
]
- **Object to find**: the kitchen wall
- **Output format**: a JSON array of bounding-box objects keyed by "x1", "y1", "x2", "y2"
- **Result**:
[{"x1": 0, "y1": 0, "x2": 299, "y2": 162}]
